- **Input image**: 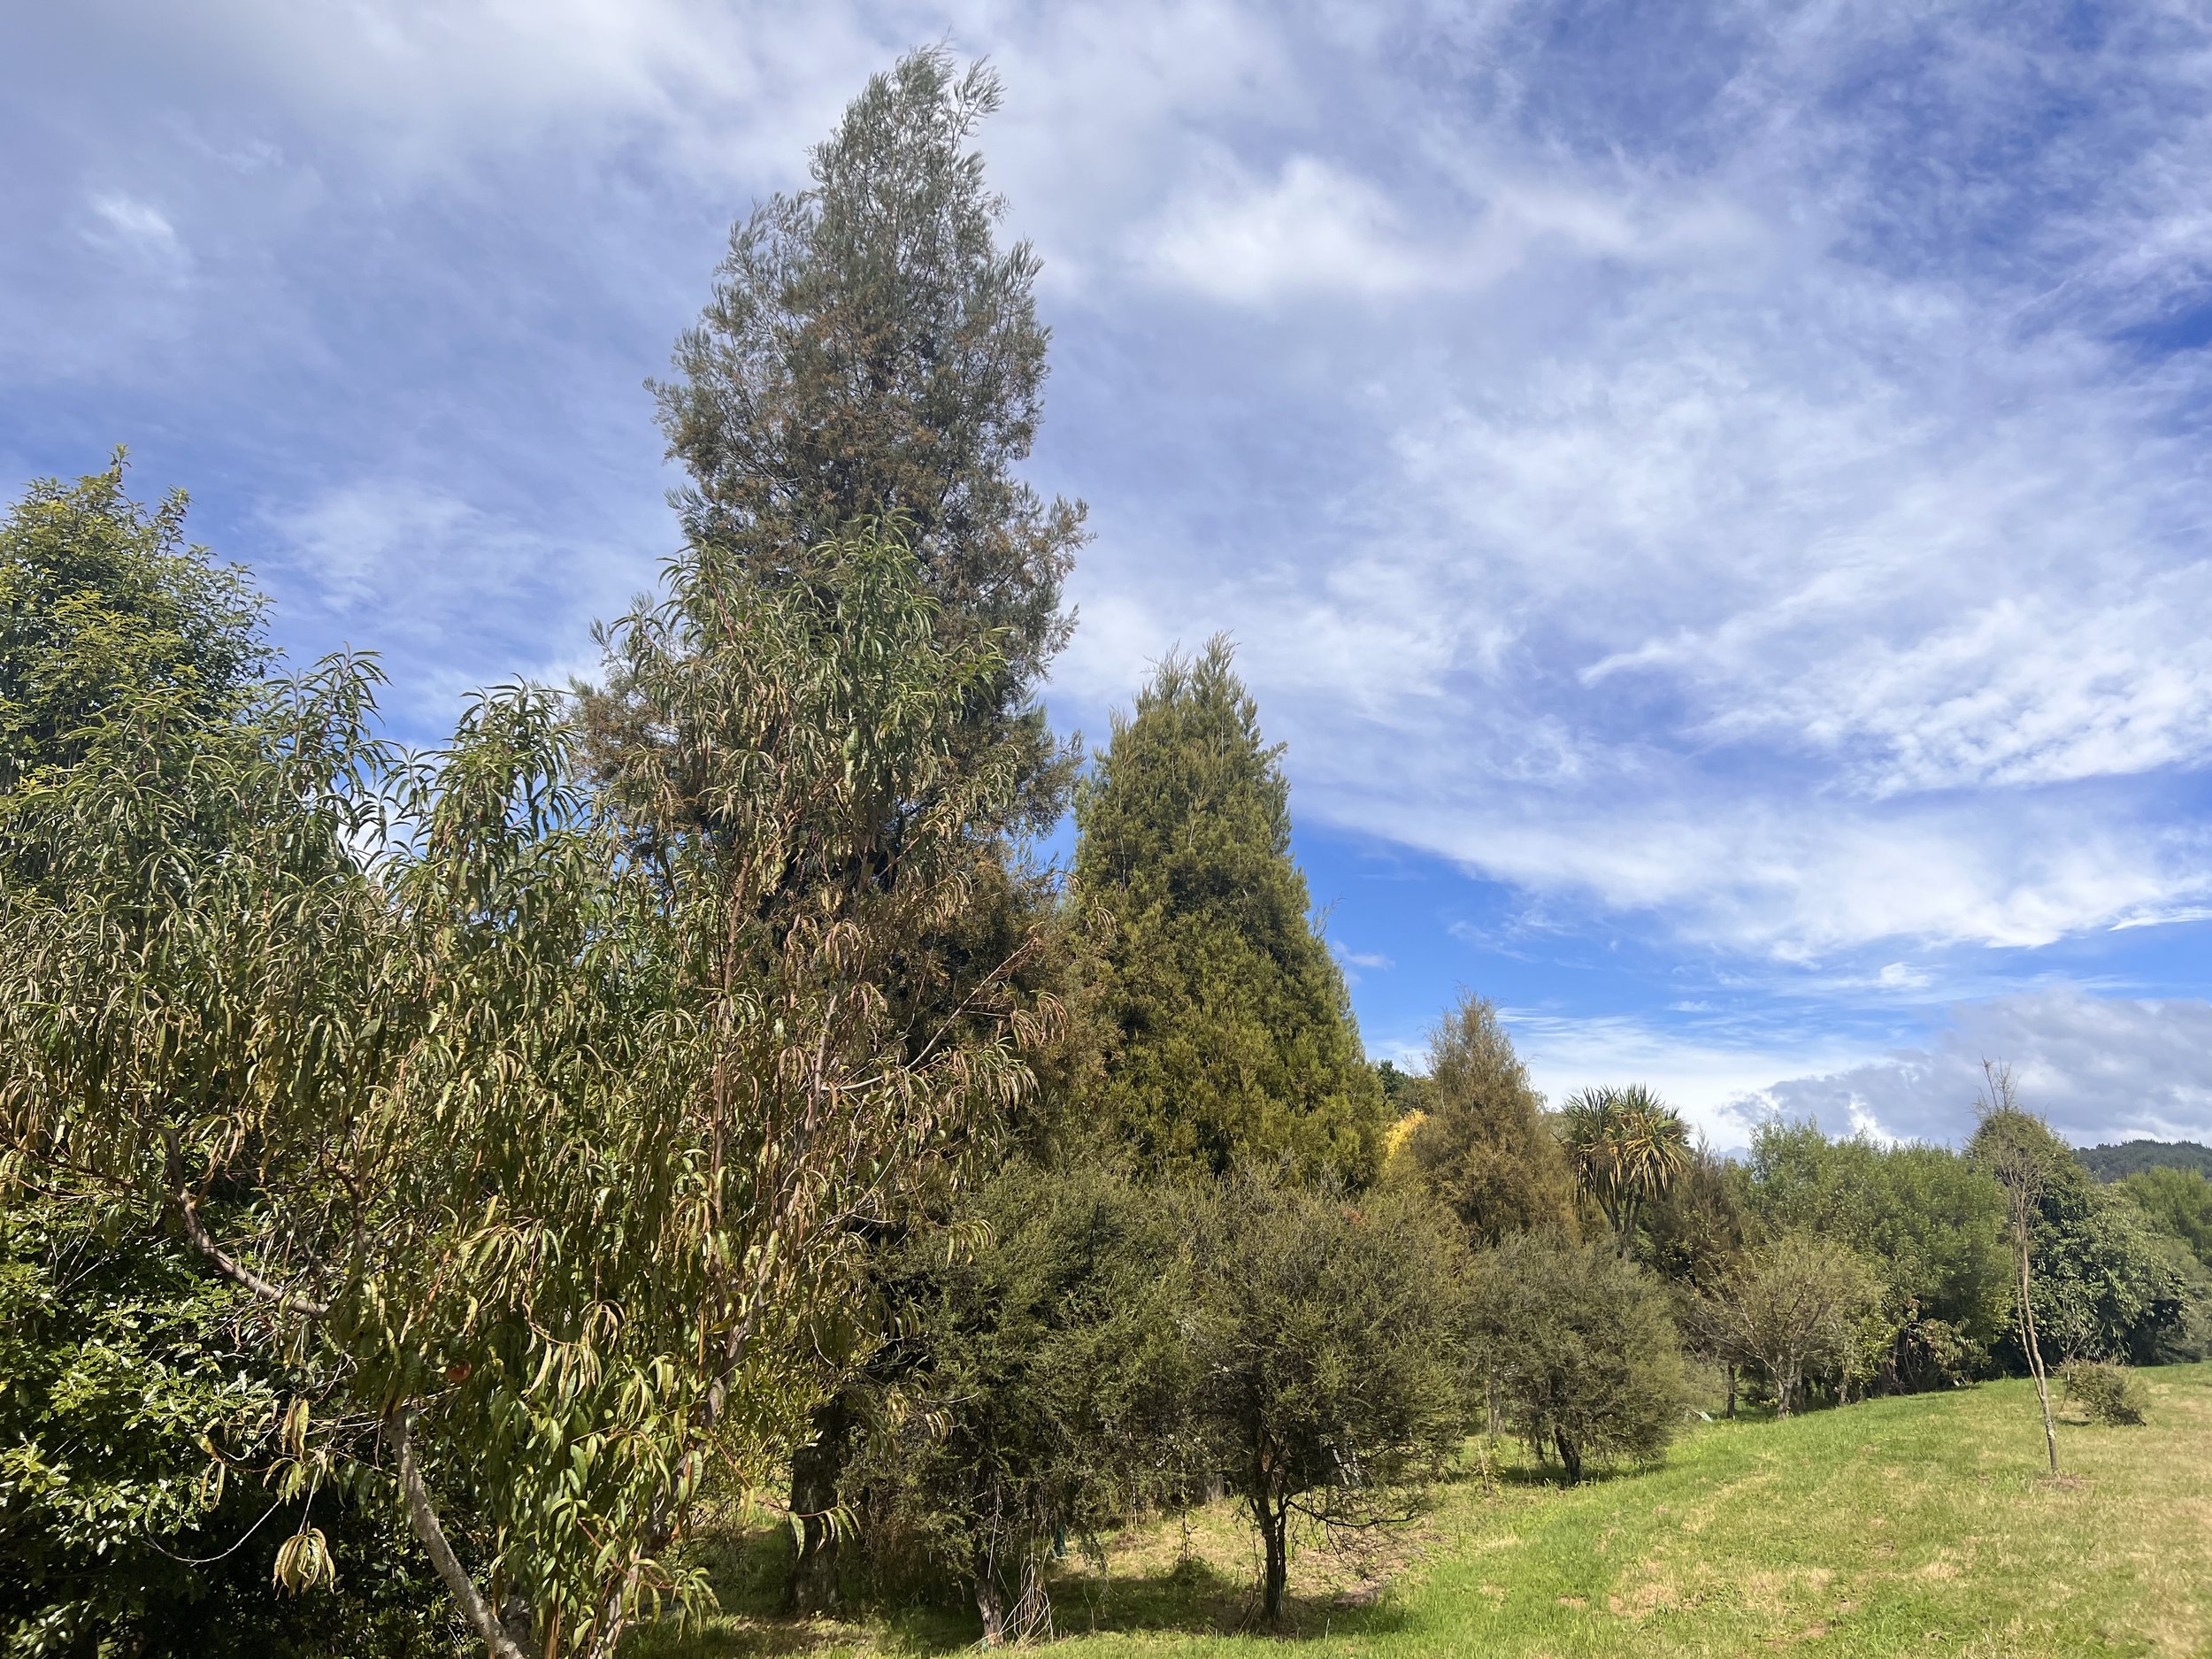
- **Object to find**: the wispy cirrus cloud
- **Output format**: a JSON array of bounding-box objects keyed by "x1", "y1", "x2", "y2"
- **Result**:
[{"x1": 10, "y1": 0, "x2": 2212, "y2": 1137}]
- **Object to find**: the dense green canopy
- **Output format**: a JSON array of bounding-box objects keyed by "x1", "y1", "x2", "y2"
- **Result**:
[{"x1": 1070, "y1": 637, "x2": 1386, "y2": 1185}]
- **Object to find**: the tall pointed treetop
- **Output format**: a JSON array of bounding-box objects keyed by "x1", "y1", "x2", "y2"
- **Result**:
[{"x1": 1072, "y1": 637, "x2": 1386, "y2": 1184}]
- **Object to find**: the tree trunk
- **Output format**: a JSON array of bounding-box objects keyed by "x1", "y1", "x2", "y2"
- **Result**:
[
  {"x1": 1724, "y1": 1363, "x2": 1738, "y2": 1419},
  {"x1": 974, "y1": 1557, "x2": 1005, "y2": 1648},
  {"x1": 1261, "y1": 1503, "x2": 1289, "y2": 1625},
  {"x1": 784, "y1": 1395, "x2": 849, "y2": 1613},
  {"x1": 1555, "y1": 1431, "x2": 1583, "y2": 1486},
  {"x1": 2016, "y1": 1234, "x2": 2059, "y2": 1477}
]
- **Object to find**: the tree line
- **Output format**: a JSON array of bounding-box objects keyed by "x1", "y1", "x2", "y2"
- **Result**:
[{"x1": 6, "y1": 47, "x2": 2212, "y2": 1658}]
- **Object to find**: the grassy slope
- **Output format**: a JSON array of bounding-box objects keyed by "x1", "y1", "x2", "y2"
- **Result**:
[{"x1": 637, "y1": 1364, "x2": 2212, "y2": 1659}]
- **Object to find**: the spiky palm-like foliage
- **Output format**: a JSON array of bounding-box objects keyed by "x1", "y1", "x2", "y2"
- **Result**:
[{"x1": 1558, "y1": 1084, "x2": 1693, "y2": 1256}]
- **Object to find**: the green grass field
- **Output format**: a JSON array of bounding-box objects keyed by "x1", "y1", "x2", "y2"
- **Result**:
[{"x1": 634, "y1": 1364, "x2": 2212, "y2": 1658}]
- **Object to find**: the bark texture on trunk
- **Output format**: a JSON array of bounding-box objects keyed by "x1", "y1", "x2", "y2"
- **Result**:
[
  {"x1": 392, "y1": 1413, "x2": 539, "y2": 1659},
  {"x1": 784, "y1": 1395, "x2": 849, "y2": 1613},
  {"x1": 974, "y1": 1557, "x2": 1005, "y2": 1648},
  {"x1": 1261, "y1": 1510, "x2": 1288, "y2": 1625},
  {"x1": 1555, "y1": 1431, "x2": 1583, "y2": 1486}
]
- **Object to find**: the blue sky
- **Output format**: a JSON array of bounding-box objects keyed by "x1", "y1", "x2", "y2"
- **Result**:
[{"x1": 7, "y1": 0, "x2": 2212, "y2": 1148}]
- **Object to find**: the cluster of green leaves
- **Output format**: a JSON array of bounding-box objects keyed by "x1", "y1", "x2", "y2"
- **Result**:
[
  {"x1": 1685, "y1": 1229, "x2": 1888, "y2": 1417},
  {"x1": 1070, "y1": 637, "x2": 1386, "y2": 1186},
  {"x1": 1968, "y1": 1110, "x2": 2197, "y2": 1367},
  {"x1": 1184, "y1": 1179, "x2": 1468, "y2": 1624},
  {"x1": 0, "y1": 1200, "x2": 448, "y2": 1657},
  {"x1": 1466, "y1": 1233, "x2": 1690, "y2": 1483},
  {"x1": 640, "y1": 45, "x2": 1084, "y2": 835},
  {"x1": 1741, "y1": 1123, "x2": 2013, "y2": 1390},
  {"x1": 0, "y1": 479, "x2": 1047, "y2": 1656},
  {"x1": 842, "y1": 1160, "x2": 1197, "y2": 1641},
  {"x1": 1555, "y1": 1086, "x2": 1691, "y2": 1256},
  {"x1": 2062, "y1": 1359, "x2": 2149, "y2": 1426}
]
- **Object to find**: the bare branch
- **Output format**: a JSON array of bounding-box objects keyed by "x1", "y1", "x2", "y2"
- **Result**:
[{"x1": 174, "y1": 1194, "x2": 332, "y2": 1319}]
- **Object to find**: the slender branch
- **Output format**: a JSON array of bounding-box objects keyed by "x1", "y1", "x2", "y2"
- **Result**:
[
  {"x1": 174, "y1": 1194, "x2": 332, "y2": 1318},
  {"x1": 160, "y1": 1124, "x2": 331, "y2": 1317},
  {"x1": 392, "y1": 1410, "x2": 541, "y2": 1659}
]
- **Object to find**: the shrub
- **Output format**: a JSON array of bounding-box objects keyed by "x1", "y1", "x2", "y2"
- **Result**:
[
  {"x1": 1687, "y1": 1229, "x2": 1887, "y2": 1417},
  {"x1": 842, "y1": 1161, "x2": 1196, "y2": 1644},
  {"x1": 1187, "y1": 1178, "x2": 1467, "y2": 1623},
  {"x1": 1467, "y1": 1232, "x2": 1690, "y2": 1483},
  {"x1": 2063, "y1": 1361, "x2": 2148, "y2": 1426}
]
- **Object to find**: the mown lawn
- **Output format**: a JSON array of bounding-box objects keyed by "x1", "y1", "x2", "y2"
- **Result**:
[{"x1": 632, "y1": 1363, "x2": 2212, "y2": 1658}]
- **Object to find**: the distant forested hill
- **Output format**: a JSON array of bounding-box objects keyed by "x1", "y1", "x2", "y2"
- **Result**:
[{"x1": 2078, "y1": 1140, "x2": 2212, "y2": 1181}]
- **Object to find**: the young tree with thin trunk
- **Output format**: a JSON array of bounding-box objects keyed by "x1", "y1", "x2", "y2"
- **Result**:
[
  {"x1": 1969, "y1": 1062, "x2": 2062, "y2": 1478},
  {"x1": 1465, "y1": 1232, "x2": 1689, "y2": 1483},
  {"x1": 1187, "y1": 1179, "x2": 1464, "y2": 1625}
]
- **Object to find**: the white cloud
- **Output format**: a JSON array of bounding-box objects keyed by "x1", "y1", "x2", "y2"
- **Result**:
[
  {"x1": 1756, "y1": 987, "x2": 2212, "y2": 1148},
  {"x1": 1133, "y1": 154, "x2": 1448, "y2": 302},
  {"x1": 82, "y1": 191, "x2": 189, "y2": 275},
  {"x1": 1499, "y1": 1008, "x2": 1867, "y2": 1148}
]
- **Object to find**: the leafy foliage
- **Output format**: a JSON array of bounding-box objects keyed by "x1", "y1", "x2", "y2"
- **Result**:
[
  {"x1": 1687, "y1": 1230, "x2": 1887, "y2": 1417},
  {"x1": 1556, "y1": 1086, "x2": 1690, "y2": 1256},
  {"x1": 1633, "y1": 1140, "x2": 1748, "y2": 1301},
  {"x1": 1743, "y1": 1123, "x2": 2011, "y2": 1388},
  {"x1": 0, "y1": 455, "x2": 266, "y2": 794},
  {"x1": 2116, "y1": 1166, "x2": 2212, "y2": 1271},
  {"x1": 1186, "y1": 1179, "x2": 1465, "y2": 1623},
  {"x1": 1392, "y1": 995, "x2": 1576, "y2": 1246},
  {"x1": 1466, "y1": 1232, "x2": 1689, "y2": 1483},
  {"x1": 1968, "y1": 1110, "x2": 2193, "y2": 1366},
  {"x1": 1071, "y1": 638, "x2": 1386, "y2": 1185},
  {"x1": 843, "y1": 1161, "x2": 1194, "y2": 1643},
  {"x1": 641, "y1": 45, "x2": 1082, "y2": 833},
  {"x1": 0, "y1": 1200, "x2": 448, "y2": 1658},
  {"x1": 2078, "y1": 1141, "x2": 2212, "y2": 1182},
  {"x1": 2062, "y1": 1360, "x2": 2148, "y2": 1426},
  {"x1": 0, "y1": 513, "x2": 1046, "y2": 1656}
]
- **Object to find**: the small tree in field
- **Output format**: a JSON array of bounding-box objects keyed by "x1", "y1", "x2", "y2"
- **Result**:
[
  {"x1": 1969, "y1": 1064, "x2": 2063, "y2": 1475},
  {"x1": 1688, "y1": 1230, "x2": 1885, "y2": 1417},
  {"x1": 844, "y1": 1160, "x2": 1195, "y2": 1646},
  {"x1": 1466, "y1": 1233, "x2": 1688, "y2": 1484},
  {"x1": 1187, "y1": 1179, "x2": 1465, "y2": 1624}
]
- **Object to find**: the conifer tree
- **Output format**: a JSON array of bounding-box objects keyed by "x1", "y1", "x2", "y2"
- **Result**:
[
  {"x1": 601, "y1": 50, "x2": 1089, "y2": 1608},
  {"x1": 1395, "y1": 993, "x2": 1577, "y2": 1244},
  {"x1": 1071, "y1": 638, "x2": 1386, "y2": 1185},
  {"x1": 626, "y1": 45, "x2": 1084, "y2": 831}
]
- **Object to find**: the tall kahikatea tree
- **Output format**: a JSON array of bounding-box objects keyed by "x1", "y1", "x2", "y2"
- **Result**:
[
  {"x1": 1394, "y1": 993, "x2": 1576, "y2": 1245},
  {"x1": 622, "y1": 44, "x2": 1084, "y2": 832},
  {"x1": 608, "y1": 48, "x2": 1088, "y2": 1609},
  {"x1": 1071, "y1": 637, "x2": 1386, "y2": 1186}
]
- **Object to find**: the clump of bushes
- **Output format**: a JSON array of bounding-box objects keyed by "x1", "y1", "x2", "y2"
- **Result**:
[
  {"x1": 2062, "y1": 1360, "x2": 2147, "y2": 1426},
  {"x1": 1465, "y1": 1232, "x2": 1690, "y2": 1483}
]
